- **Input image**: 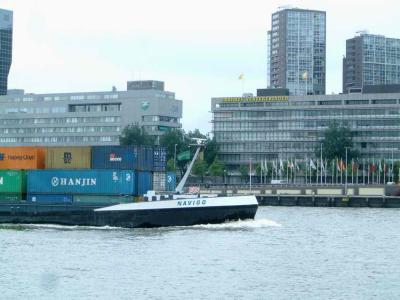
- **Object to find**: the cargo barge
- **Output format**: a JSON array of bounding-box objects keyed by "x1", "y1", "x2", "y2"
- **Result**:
[
  {"x1": 0, "y1": 195, "x2": 258, "y2": 228},
  {"x1": 0, "y1": 143, "x2": 258, "y2": 228}
]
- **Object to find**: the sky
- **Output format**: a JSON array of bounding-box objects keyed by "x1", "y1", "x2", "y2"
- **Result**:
[{"x1": 2, "y1": 0, "x2": 399, "y2": 133}]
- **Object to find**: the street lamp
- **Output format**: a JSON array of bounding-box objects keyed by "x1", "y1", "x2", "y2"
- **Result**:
[{"x1": 174, "y1": 144, "x2": 178, "y2": 171}]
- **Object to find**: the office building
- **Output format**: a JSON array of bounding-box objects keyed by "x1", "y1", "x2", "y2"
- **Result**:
[
  {"x1": 212, "y1": 87, "x2": 400, "y2": 177},
  {"x1": 268, "y1": 7, "x2": 326, "y2": 95},
  {"x1": 343, "y1": 33, "x2": 400, "y2": 93},
  {"x1": 0, "y1": 8, "x2": 13, "y2": 95},
  {"x1": 0, "y1": 80, "x2": 182, "y2": 145}
]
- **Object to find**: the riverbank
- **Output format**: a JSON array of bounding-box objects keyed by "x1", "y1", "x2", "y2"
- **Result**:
[{"x1": 200, "y1": 184, "x2": 400, "y2": 208}]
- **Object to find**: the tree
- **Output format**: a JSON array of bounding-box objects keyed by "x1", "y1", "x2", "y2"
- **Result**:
[
  {"x1": 186, "y1": 129, "x2": 207, "y2": 139},
  {"x1": 166, "y1": 158, "x2": 176, "y2": 172},
  {"x1": 159, "y1": 129, "x2": 186, "y2": 161},
  {"x1": 208, "y1": 157, "x2": 225, "y2": 176},
  {"x1": 119, "y1": 124, "x2": 154, "y2": 146},
  {"x1": 192, "y1": 159, "x2": 208, "y2": 182},
  {"x1": 317, "y1": 122, "x2": 359, "y2": 161},
  {"x1": 204, "y1": 138, "x2": 218, "y2": 166},
  {"x1": 239, "y1": 165, "x2": 249, "y2": 183}
]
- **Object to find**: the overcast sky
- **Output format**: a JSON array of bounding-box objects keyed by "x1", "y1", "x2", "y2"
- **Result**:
[{"x1": 2, "y1": 0, "x2": 399, "y2": 133}]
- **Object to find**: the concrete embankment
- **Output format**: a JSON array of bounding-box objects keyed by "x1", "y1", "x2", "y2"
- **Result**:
[{"x1": 201, "y1": 185, "x2": 400, "y2": 208}]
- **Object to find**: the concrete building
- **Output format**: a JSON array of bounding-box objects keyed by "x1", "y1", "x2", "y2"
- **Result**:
[
  {"x1": 343, "y1": 33, "x2": 400, "y2": 93},
  {"x1": 212, "y1": 87, "x2": 400, "y2": 174},
  {"x1": 0, "y1": 8, "x2": 13, "y2": 95},
  {"x1": 268, "y1": 7, "x2": 326, "y2": 95},
  {"x1": 0, "y1": 80, "x2": 182, "y2": 145}
]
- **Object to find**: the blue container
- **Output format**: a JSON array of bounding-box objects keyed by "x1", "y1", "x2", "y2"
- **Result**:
[
  {"x1": 153, "y1": 146, "x2": 167, "y2": 172},
  {"x1": 137, "y1": 146, "x2": 154, "y2": 171},
  {"x1": 27, "y1": 170, "x2": 135, "y2": 195},
  {"x1": 137, "y1": 171, "x2": 153, "y2": 196},
  {"x1": 27, "y1": 194, "x2": 73, "y2": 204},
  {"x1": 91, "y1": 146, "x2": 137, "y2": 170},
  {"x1": 166, "y1": 172, "x2": 176, "y2": 191}
]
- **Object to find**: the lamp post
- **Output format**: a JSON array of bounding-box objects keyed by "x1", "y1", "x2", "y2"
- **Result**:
[
  {"x1": 173, "y1": 144, "x2": 178, "y2": 171},
  {"x1": 320, "y1": 143, "x2": 323, "y2": 185}
]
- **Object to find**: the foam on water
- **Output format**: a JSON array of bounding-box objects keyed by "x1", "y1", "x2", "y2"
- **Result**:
[
  {"x1": 0, "y1": 223, "x2": 125, "y2": 231},
  {"x1": 191, "y1": 218, "x2": 281, "y2": 230}
]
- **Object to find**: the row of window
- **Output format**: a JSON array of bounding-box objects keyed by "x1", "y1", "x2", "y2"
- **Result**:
[
  {"x1": 216, "y1": 99, "x2": 399, "y2": 109},
  {"x1": 214, "y1": 119, "x2": 400, "y2": 130},
  {"x1": 0, "y1": 126, "x2": 121, "y2": 134},
  {"x1": 213, "y1": 108, "x2": 400, "y2": 120},
  {"x1": 0, "y1": 116, "x2": 121, "y2": 125},
  {"x1": 0, "y1": 136, "x2": 119, "y2": 143},
  {"x1": 9, "y1": 94, "x2": 119, "y2": 103},
  {"x1": 141, "y1": 115, "x2": 179, "y2": 123},
  {"x1": 69, "y1": 104, "x2": 121, "y2": 113}
]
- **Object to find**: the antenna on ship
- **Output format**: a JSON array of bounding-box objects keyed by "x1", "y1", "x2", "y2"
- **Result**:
[{"x1": 175, "y1": 138, "x2": 207, "y2": 194}]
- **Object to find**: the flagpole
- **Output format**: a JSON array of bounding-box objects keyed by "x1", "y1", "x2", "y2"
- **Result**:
[
  {"x1": 249, "y1": 158, "x2": 252, "y2": 192},
  {"x1": 320, "y1": 143, "x2": 323, "y2": 185},
  {"x1": 356, "y1": 159, "x2": 359, "y2": 185},
  {"x1": 363, "y1": 158, "x2": 365, "y2": 185},
  {"x1": 384, "y1": 159, "x2": 386, "y2": 184}
]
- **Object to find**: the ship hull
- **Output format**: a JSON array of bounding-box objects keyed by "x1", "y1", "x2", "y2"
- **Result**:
[{"x1": 0, "y1": 196, "x2": 258, "y2": 228}]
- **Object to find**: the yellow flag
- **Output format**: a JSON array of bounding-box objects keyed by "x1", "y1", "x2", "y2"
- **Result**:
[
  {"x1": 301, "y1": 71, "x2": 308, "y2": 80},
  {"x1": 238, "y1": 73, "x2": 244, "y2": 80}
]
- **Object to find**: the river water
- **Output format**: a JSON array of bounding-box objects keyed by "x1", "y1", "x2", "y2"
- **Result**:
[{"x1": 1, "y1": 207, "x2": 400, "y2": 299}]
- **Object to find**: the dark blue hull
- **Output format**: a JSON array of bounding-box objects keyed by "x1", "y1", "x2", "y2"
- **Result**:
[{"x1": 0, "y1": 202, "x2": 258, "y2": 228}]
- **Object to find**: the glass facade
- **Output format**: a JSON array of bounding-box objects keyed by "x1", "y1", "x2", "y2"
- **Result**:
[
  {"x1": 0, "y1": 9, "x2": 12, "y2": 95},
  {"x1": 269, "y1": 8, "x2": 326, "y2": 95},
  {"x1": 212, "y1": 93, "x2": 400, "y2": 171},
  {"x1": 343, "y1": 34, "x2": 400, "y2": 92},
  {"x1": 363, "y1": 35, "x2": 400, "y2": 85}
]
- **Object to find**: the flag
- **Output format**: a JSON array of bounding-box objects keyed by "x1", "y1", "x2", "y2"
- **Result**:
[
  {"x1": 339, "y1": 160, "x2": 346, "y2": 171},
  {"x1": 310, "y1": 159, "x2": 316, "y2": 170},
  {"x1": 279, "y1": 159, "x2": 284, "y2": 171},
  {"x1": 177, "y1": 150, "x2": 190, "y2": 161},
  {"x1": 273, "y1": 160, "x2": 277, "y2": 172},
  {"x1": 295, "y1": 159, "x2": 300, "y2": 171},
  {"x1": 264, "y1": 160, "x2": 268, "y2": 173},
  {"x1": 370, "y1": 162, "x2": 376, "y2": 173},
  {"x1": 238, "y1": 73, "x2": 244, "y2": 80},
  {"x1": 352, "y1": 160, "x2": 358, "y2": 172},
  {"x1": 301, "y1": 71, "x2": 308, "y2": 80},
  {"x1": 337, "y1": 158, "x2": 341, "y2": 172}
]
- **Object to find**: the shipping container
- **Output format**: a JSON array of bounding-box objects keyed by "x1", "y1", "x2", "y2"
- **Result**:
[
  {"x1": 27, "y1": 194, "x2": 73, "y2": 204},
  {"x1": 0, "y1": 194, "x2": 23, "y2": 201},
  {"x1": 27, "y1": 170, "x2": 136, "y2": 195},
  {"x1": 45, "y1": 147, "x2": 91, "y2": 169},
  {"x1": 0, "y1": 147, "x2": 45, "y2": 170},
  {"x1": 137, "y1": 146, "x2": 154, "y2": 171},
  {"x1": 91, "y1": 146, "x2": 137, "y2": 170},
  {"x1": 73, "y1": 195, "x2": 134, "y2": 206},
  {"x1": 153, "y1": 146, "x2": 167, "y2": 172},
  {"x1": 153, "y1": 172, "x2": 166, "y2": 191},
  {"x1": 166, "y1": 172, "x2": 177, "y2": 191},
  {"x1": 137, "y1": 171, "x2": 153, "y2": 196},
  {"x1": 0, "y1": 170, "x2": 26, "y2": 193}
]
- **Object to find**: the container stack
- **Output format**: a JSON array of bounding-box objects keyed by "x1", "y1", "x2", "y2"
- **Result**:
[{"x1": 0, "y1": 145, "x2": 176, "y2": 206}]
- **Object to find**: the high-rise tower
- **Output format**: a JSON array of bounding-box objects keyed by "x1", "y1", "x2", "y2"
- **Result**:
[
  {"x1": 343, "y1": 33, "x2": 400, "y2": 93},
  {"x1": 268, "y1": 7, "x2": 326, "y2": 95},
  {"x1": 0, "y1": 9, "x2": 13, "y2": 95}
]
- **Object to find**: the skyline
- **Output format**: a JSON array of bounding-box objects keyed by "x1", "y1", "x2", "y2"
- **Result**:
[{"x1": 2, "y1": 0, "x2": 400, "y2": 133}]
